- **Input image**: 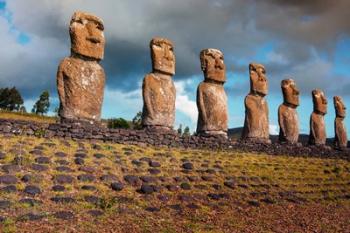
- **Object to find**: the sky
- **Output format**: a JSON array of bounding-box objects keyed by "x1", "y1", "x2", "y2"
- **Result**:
[{"x1": 0, "y1": 0, "x2": 349, "y2": 136}]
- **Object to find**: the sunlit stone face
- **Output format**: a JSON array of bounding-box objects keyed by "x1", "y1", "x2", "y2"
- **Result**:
[
  {"x1": 249, "y1": 63, "x2": 268, "y2": 96},
  {"x1": 312, "y1": 89, "x2": 327, "y2": 115},
  {"x1": 150, "y1": 37, "x2": 175, "y2": 75},
  {"x1": 70, "y1": 11, "x2": 105, "y2": 60},
  {"x1": 281, "y1": 79, "x2": 299, "y2": 107},
  {"x1": 200, "y1": 48, "x2": 226, "y2": 83},
  {"x1": 334, "y1": 96, "x2": 346, "y2": 118}
]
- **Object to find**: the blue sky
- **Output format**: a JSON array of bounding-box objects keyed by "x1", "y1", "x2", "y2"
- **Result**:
[{"x1": 0, "y1": 0, "x2": 349, "y2": 137}]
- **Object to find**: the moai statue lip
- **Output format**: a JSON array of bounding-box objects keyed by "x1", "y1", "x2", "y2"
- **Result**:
[
  {"x1": 312, "y1": 89, "x2": 327, "y2": 115},
  {"x1": 200, "y1": 48, "x2": 226, "y2": 83},
  {"x1": 334, "y1": 96, "x2": 346, "y2": 118},
  {"x1": 196, "y1": 48, "x2": 228, "y2": 137},
  {"x1": 281, "y1": 79, "x2": 299, "y2": 108},
  {"x1": 150, "y1": 37, "x2": 175, "y2": 76},
  {"x1": 70, "y1": 11, "x2": 105, "y2": 60},
  {"x1": 249, "y1": 63, "x2": 268, "y2": 97}
]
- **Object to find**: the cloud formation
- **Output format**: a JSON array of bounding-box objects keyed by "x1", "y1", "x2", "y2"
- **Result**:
[{"x1": 0, "y1": 0, "x2": 349, "y2": 113}]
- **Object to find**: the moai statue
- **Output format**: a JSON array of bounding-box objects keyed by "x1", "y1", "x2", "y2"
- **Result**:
[
  {"x1": 196, "y1": 49, "x2": 228, "y2": 137},
  {"x1": 333, "y1": 96, "x2": 348, "y2": 150},
  {"x1": 309, "y1": 89, "x2": 327, "y2": 146},
  {"x1": 57, "y1": 11, "x2": 105, "y2": 123},
  {"x1": 141, "y1": 37, "x2": 176, "y2": 130},
  {"x1": 241, "y1": 63, "x2": 270, "y2": 143},
  {"x1": 278, "y1": 79, "x2": 300, "y2": 144}
]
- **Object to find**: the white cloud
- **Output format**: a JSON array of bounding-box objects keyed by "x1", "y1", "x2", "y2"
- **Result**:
[
  {"x1": 266, "y1": 51, "x2": 288, "y2": 65},
  {"x1": 102, "y1": 85, "x2": 142, "y2": 119},
  {"x1": 269, "y1": 124, "x2": 279, "y2": 135},
  {"x1": 174, "y1": 80, "x2": 198, "y2": 124}
]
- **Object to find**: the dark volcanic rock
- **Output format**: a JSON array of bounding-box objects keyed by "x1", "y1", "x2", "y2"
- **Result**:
[
  {"x1": 50, "y1": 197, "x2": 76, "y2": 203},
  {"x1": 182, "y1": 162, "x2": 194, "y2": 170},
  {"x1": 0, "y1": 200, "x2": 11, "y2": 209},
  {"x1": 35, "y1": 156, "x2": 51, "y2": 164},
  {"x1": 1, "y1": 185, "x2": 17, "y2": 193},
  {"x1": 77, "y1": 174, "x2": 96, "y2": 182},
  {"x1": 2, "y1": 164, "x2": 20, "y2": 173},
  {"x1": 24, "y1": 185, "x2": 41, "y2": 195},
  {"x1": 53, "y1": 175, "x2": 74, "y2": 184},
  {"x1": 149, "y1": 161, "x2": 161, "y2": 167},
  {"x1": 31, "y1": 163, "x2": 48, "y2": 172},
  {"x1": 18, "y1": 213, "x2": 45, "y2": 221},
  {"x1": 53, "y1": 211, "x2": 74, "y2": 220},
  {"x1": 124, "y1": 175, "x2": 141, "y2": 186},
  {"x1": 52, "y1": 185, "x2": 65, "y2": 192},
  {"x1": 111, "y1": 182, "x2": 124, "y2": 191},
  {"x1": 81, "y1": 185, "x2": 96, "y2": 191},
  {"x1": 0, "y1": 175, "x2": 18, "y2": 184}
]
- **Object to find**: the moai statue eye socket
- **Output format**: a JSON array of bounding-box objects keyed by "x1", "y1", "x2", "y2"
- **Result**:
[
  {"x1": 281, "y1": 79, "x2": 299, "y2": 107},
  {"x1": 150, "y1": 37, "x2": 175, "y2": 75},
  {"x1": 312, "y1": 89, "x2": 327, "y2": 115},
  {"x1": 249, "y1": 63, "x2": 268, "y2": 96},
  {"x1": 69, "y1": 11, "x2": 105, "y2": 60},
  {"x1": 200, "y1": 49, "x2": 226, "y2": 83}
]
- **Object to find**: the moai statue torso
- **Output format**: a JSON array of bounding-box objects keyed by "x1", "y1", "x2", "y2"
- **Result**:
[
  {"x1": 242, "y1": 63, "x2": 270, "y2": 143},
  {"x1": 333, "y1": 96, "x2": 347, "y2": 150},
  {"x1": 57, "y1": 12, "x2": 105, "y2": 123},
  {"x1": 278, "y1": 79, "x2": 300, "y2": 144},
  {"x1": 309, "y1": 89, "x2": 327, "y2": 146},
  {"x1": 196, "y1": 49, "x2": 228, "y2": 137},
  {"x1": 142, "y1": 37, "x2": 176, "y2": 130}
]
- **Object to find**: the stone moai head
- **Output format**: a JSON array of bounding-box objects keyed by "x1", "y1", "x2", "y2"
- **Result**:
[
  {"x1": 312, "y1": 89, "x2": 327, "y2": 115},
  {"x1": 200, "y1": 49, "x2": 226, "y2": 83},
  {"x1": 281, "y1": 79, "x2": 299, "y2": 107},
  {"x1": 334, "y1": 96, "x2": 346, "y2": 118},
  {"x1": 70, "y1": 11, "x2": 105, "y2": 60},
  {"x1": 150, "y1": 37, "x2": 175, "y2": 75},
  {"x1": 249, "y1": 63, "x2": 268, "y2": 96}
]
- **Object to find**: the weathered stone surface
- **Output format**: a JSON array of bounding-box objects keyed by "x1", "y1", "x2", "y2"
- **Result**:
[
  {"x1": 278, "y1": 79, "x2": 300, "y2": 144},
  {"x1": 309, "y1": 89, "x2": 327, "y2": 146},
  {"x1": 142, "y1": 37, "x2": 176, "y2": 129},
  {"x1": 57, "y1": 11, "x2": 105, "y2": 122},
  {"x1": 196, "y1": 49, "x2": 228, "y2": 137},
  {"x1": 242, "y1": 63, "x2": 270, "y2": 143},
  {"x1": 333, "y1": 96, "x2": 347, "y2": 149}
]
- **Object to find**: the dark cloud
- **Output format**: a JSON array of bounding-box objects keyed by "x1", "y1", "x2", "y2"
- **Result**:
[{"x1": 0, "y1": 0, "x2": 349, "y2": 102}]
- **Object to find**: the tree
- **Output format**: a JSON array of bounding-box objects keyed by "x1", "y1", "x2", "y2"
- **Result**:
[
  {"x1": 132, "y1": 111, "x2": 143, "y2": 129},
  {"x1": 32, "y1": 91, "x2": 50, "y2": 115},
  {"x1": 183, "y1": 126, "x2": 191, "y2": 137},
  {"x1": 0, "y1": 87, "x2": 24, "y2": 111},
  {"x1": 107, "y1": 118, "x2": 130, "y2": 129},
  {"x1": 19, "y1": 106, "x2": 27, "y2": 113},
  {"x1": 177, "y1": 124, "x2": 183, "y2": 135}
]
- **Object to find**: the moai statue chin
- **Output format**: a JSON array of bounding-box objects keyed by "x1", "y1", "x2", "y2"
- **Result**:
[
  {"x1": 278, "y1": 79, "x2": 300, "y2": 144},
  {"x1": 333, "y1": 96, "x2": 348, "y2": 150},
  {"x1": 196, "y1": 49, "x2": 228, "y2": 137},
  {"x1": 309, "y1": 89, "x2": 327, "y2": 146},
  {"x1": 141, "y1": 37, "x2": 176, "y2": 130},
  {"x1": 241, "y1": 63, "x2": 270, "y2": 143},
  {"x1": 57, "y1": 11, "x2": 106, "y2": 123}
]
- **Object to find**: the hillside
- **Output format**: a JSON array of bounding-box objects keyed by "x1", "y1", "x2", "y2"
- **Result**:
[{"x1": 0, "y1": 135, "x2": 349, "y2": 232}]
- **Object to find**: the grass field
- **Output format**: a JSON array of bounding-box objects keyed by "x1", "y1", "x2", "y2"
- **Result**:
[
  {"x1": 0, "y1": 111, "x2": 57, "y2": 124},
  {"x1": 0, "y1": 135, "x2": 349, "y2": 232}
]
